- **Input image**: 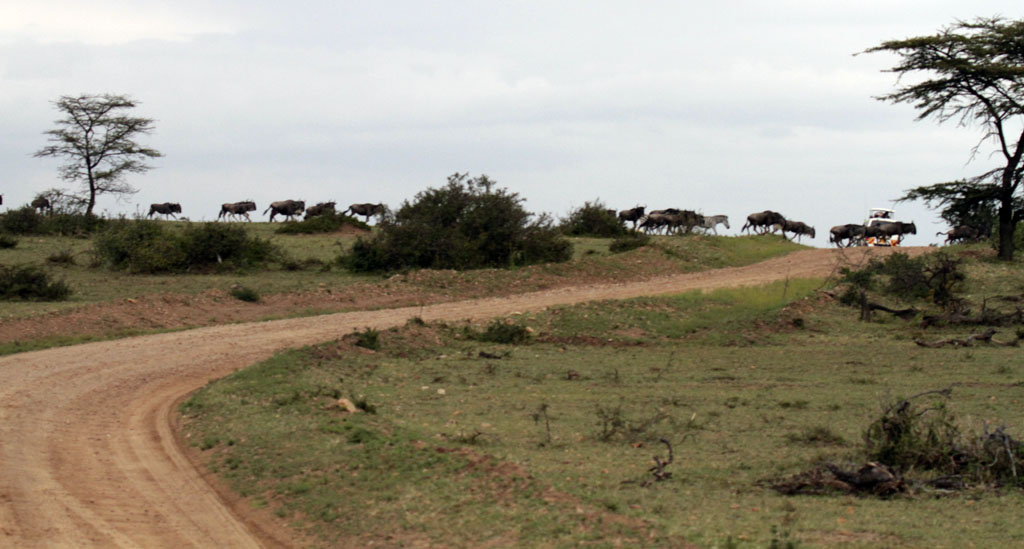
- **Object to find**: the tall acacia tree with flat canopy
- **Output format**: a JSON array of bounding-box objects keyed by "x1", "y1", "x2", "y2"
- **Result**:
[
  {"x1": 866, "y1": 17, "x2": 1024, "y2": 260},
  {"x1": 34, "y1": 94, "x2": 162, "y2": 216}
]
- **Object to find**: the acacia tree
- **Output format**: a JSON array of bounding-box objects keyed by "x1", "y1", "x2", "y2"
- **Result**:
[
  {"x1": 866, "y1": 17, "x2": 1024, "y2": 260},
  {"x1": 33, "y1": 94, "x2": 162, "y2": 216}
]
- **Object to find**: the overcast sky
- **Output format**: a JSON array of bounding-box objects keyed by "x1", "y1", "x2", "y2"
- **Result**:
[{"x1": 3, "y1": 1, "x2": 1023, "y2": 246}]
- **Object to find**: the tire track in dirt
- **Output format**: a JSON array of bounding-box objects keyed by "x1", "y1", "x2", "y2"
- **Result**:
[{"x1": 0, "y1": 247, "x2": 923, "y2": 547}]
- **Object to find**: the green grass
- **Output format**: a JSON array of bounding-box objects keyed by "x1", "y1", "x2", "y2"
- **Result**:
[
  {"x1": 0, "y1": 228, "x2": 803, "y2": 324},
  {"x1": 181, "y1": 260, "x2": 1024, "y2": 547},
  {"x1": 0, "y1": 223, "x2": 373, "y2": 316}
]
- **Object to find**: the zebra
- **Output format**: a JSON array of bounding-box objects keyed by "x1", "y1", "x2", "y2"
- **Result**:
[{"x1": 696, "y1": 215, "x2": 729, "y2": 235}]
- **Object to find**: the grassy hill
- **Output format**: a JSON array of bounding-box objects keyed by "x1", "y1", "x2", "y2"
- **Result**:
[
  {"x1": 180, "y1": 244, "x2": 1024, "y2": 547},
  {"x1": 0, "y1": 226, "x2": 800, "y2": 352}
]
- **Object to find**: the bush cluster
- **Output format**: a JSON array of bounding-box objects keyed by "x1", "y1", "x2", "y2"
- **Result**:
[
  {"x1": 609, "y1": 232, "x2": 650, "y2": 253},
  {"x1": 560, "y1": 200, "x2": 626, "y2": 237},
  {"x1": 473, "y1": 319, "x2": 531, "y2": 345},
  {"x1": 230, "y1": 285, "x2": 261, "y2": 302},
  {"x1": 340, "y1": 173, "x2": 572, "y2": 272},
  {"x1": 839, "y1": 252, "x2": 965, "y2": 308},
  {"x1": 0, "y1": 264, "x2": 72, "y2": 301},
  {"x1": 93, "y1": 219, "x2": 280, "y2": 273},
  {"x1": 274, "y1": 212, "x2": 370, "y2": 235},
  {"x1": 0, "y1": 207, "x2": 105, "y2": 236},
  {"x1": 865, "y1": 389, "x2": 1024, "y2": 487}
]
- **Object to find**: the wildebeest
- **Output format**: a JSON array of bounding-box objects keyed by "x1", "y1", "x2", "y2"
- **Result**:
[
  {"x1": 304, "y1": 201, "x2": 336, "y2": 219},
  {"x1": 345, "y1": 203, "x2": 386, "y2": 223},
  {"x1": 148, "y1": 202, "x2": 181, "y2": 219},
  {"x1": 741, "y1": 210, "x2": 786, "y2": 234},
  {"x1": 638, "y1": 212, "x2": 674, "y2": 234},
  {"x1": 938, "y1": 225, "x2": 980, "y2": 244},
  {"x1": 618, "y1": 206, "x2": 646, "y2": 229},
  {"x1": 31, "y1": 196, "x2": 51, "y2": 214},
  {"x1": 639, "y1": 209, "x2": 702, "y2": 235},
  {"x1": 874, "y1": 221, "x2": 916, "y2": 242},
  {"x1": 218, "y1": 201, "x2": 257, "y2": 222},
  {"x1": 829, "y1": 224, "x2": 865, "y2": 247},
  {"x1": 264, "y1": 200, "x2": 306, "y2": 222},
  {"x1": 775, "y1": 219, "x2": 815, "y2": 241},
  {"x1": 697, "y1": 214, "x2": 729, "y2": 235}
]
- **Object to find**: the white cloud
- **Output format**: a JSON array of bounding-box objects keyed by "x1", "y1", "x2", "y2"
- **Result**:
[{"x1": 0, "y1": 1, "x2": 237, "y2": 44}]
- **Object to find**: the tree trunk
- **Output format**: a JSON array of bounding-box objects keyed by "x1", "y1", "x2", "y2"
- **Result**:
[
  {"x1": 998, "y1": 182, "x2": 1016, "y2": 261},
  {"x1": 86, "y1": 168, "x2": 96, "y2": 216},
  {"x1": 860, "y1": 290, "x2": 871, "y2": 322}
]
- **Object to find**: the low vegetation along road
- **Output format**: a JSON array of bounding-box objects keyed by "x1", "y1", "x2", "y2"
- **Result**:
[{"x1": 0, "y1": 247, "x2": 923, "y2": 547}]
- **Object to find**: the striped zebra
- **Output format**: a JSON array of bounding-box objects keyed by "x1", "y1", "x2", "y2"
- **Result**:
[{"x1": 697, "y1": 214, "x2": 729, "y2": 235}]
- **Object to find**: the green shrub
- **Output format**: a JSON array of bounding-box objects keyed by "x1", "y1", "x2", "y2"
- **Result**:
[
  {"x1": 0, "y1": 207, "x2": 44, "y2": 235},
  {"x1": 340, "y1": 173, "x2": 572, "y2": 272},
  {"x1": 46, "y1": 249, "x2": 76, "y2": 266},
  {"x1": 609, "y1": 232, "x2": 650, "y2": 253},
  {"x1": 839, "y1": 252, "x2": 964, "y2": 308},
  {"x1": 864, "y1": 390, "x2": 961, "y2": 472},
  {"x1": 352, "y1": 327, "x2": 381, "y2": 350},
  {"x1": 46, "y1": 212, "x2": 106, "y2": 235},
  {"x1": 275, "y1": 212, "x2": 369, "y2": 235},
  {"x1": 875, "y1": 252, "x2": 930, "y2": 300},
  {"x1": 475, "y1": 319, "x2": 531, "y2": 345},
  {"x1": 93, "y1": 219, "x2": 279, "y2": 273},
  {"x1": 0, "y1": 207, "x2": 104, "y2": 236},
  {"x1": 179, "y1": 222, "x2": 278, "y2": 270},
  {"x1": 0, "y1": 234, "x2": 17, "y2": 249},
  {"x1": 0, "y1": 264, "x2": 72, "y2": 301},
  {"x1": 230, "y1": 285, "x2": 261, "y2": 302},
  {"x1": 560, "y1": 200, "x2": 626, "y2": 237},
  {"x1": 92, "y1": 219, "x2": 182, "y2": 273}
]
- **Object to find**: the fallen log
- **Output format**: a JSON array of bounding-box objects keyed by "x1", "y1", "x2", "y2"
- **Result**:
[
  {"x1": 766, "y1": 462, "x2": 906, "y2": 497},
  {"x1": 867, "y1": 302, "x2": 918, "y2": 320},
  {"x1": 921, "y1": 306, "x2": 1023, "y2": 328},
  {"x1": 914, "y1": 328, "x2": 1019, "y2": 348}
]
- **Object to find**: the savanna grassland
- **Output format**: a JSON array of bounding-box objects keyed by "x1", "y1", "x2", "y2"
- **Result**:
[
  {"x1": 4, "y1": 217, "x2": 1023, "y2": 547},
  {"x1": 0, "y1": 222, "x2": 798, "y2": 353},
  {"x1": 178, "y1": 241, "x2": 1024, "y2": 548}
]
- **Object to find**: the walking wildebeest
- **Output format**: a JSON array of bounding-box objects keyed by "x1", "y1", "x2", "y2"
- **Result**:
[
  {"x1": 618, "y1": 206, "x2": 646, "y2": 229},
  {"x1": 304, "y1": 201, "x2": 336, "y2": 220},
  {"x1": 829, "y1": 224, "x2": 865, "y2": 247},
  {"x1": 638, "y1": 212, "x2": 674, "y2": 234},
  {"x1": 218, "y1": 201, "x2": 257, "y2": 222},
  {"x1": 344, "y1": 203, "x2": 386, "y2": 223},
  {"x1": 875, "y1": 221, "x2": 916, "y2": 243},
  {"x1": 148, "y1": 202, "x2": 181, "y2": 219},
  {"x1": 776, "y1": 219, "x2": 815, "y2": 241},
  {"x1": 264, "y1": 200, "x2": 305, "y2": 222},
  {"x1": 741, "y1": 210, "x2": 786, "y2": 234},
  {"x1": 939, "y1": 225, "x2": 980, "y2": 244},
  {"x1": 31, "y1": 196, "x2": 51, "y2": 214},
  {"x1": 639, "y1": 209, "x2": 702, "y2": 235},
  {"x1": 862, "y1": 221, "x2": 915, "y2": 245}
]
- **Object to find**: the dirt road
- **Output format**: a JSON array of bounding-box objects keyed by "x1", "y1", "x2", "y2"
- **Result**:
[{"x1": 0, "y1": 247, "x2": 921, "y2": 547}]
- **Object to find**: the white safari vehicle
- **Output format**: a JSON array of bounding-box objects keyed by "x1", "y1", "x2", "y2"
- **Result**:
[{"x1": 862, "y1": 208, "x2": 903, "y2": 247}]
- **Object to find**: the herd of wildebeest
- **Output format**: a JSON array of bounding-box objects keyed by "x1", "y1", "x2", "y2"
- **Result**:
[
  {"x1": 23, "y1": 195, "x2": 984, "y2": 246},
  {"x1": 142, "y1": 200, "x2": 385, "y2": 223}
]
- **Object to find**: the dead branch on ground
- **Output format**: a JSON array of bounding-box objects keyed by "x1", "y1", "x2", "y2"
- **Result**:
[{"x1": 915, "y1": 328, "x2": 1020, "y2": 348}]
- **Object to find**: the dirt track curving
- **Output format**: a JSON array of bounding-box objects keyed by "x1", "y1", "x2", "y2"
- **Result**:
[{"x1": 0, "y1": 247, "x2": 924, "y2": 547}]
